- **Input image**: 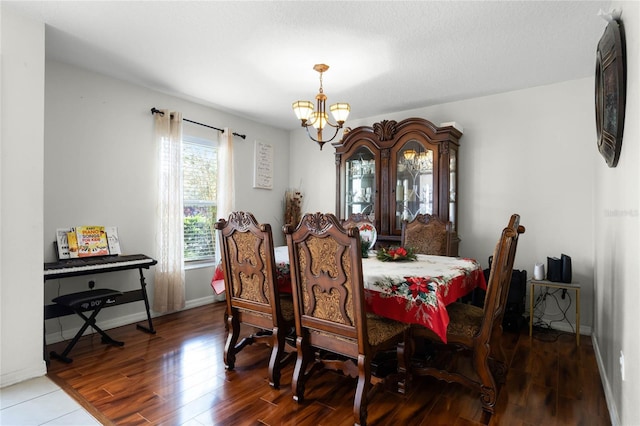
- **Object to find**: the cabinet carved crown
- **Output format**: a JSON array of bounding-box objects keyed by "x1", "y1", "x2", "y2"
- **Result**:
[{"x1": 373, "y1": 120, "x2": 398, "y2": 141}]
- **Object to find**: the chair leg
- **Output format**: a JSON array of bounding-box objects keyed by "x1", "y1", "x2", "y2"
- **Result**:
[
  {"x1": 473, "y1": 348, "x2": 497, "y2": 413},
  {"x1": 397, "y1": 333, "x2": 412, "y2": 394},
  {"x1": 292, "y1": 335, "x2": 315, "y2": 402},
  {"x1": 354, "y1": 354, "x2": 371, "y2": 426},
  {"x1": 268, "y1": 326, "x2": 286, "y2": 389},
  {"x1": 224, "y1": 313, "x2": 241, "y2": 370}
]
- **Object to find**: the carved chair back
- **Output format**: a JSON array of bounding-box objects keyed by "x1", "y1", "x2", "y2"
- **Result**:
[
  {"x1": 284, "y1": 212, "x2": 409, "y2": 426},
  {"x1": 479, "y1": 214, "x2": 525, "y2": 344},
  {"x1": 286, "y1": 212, "x2": 368, "y2": 357},
  {"x1": 401, "y1": 213, "x2": 453, "y2": 256}
]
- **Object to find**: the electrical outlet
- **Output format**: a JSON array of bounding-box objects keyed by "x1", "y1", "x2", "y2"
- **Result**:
[{"x1": 620, "y1": 350, "x2": 625, "y2": 381}]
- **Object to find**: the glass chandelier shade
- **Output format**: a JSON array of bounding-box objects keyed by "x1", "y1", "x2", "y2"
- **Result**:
[
  {"x1": 310, "y1": 112, "x2": 328, "y2": 130},
  {"x1": 330, "y1": 103, "x2": 351, "y2": 123},
  {"x1": 292, "y1": 101, "x2": 314, "y2": 121}
]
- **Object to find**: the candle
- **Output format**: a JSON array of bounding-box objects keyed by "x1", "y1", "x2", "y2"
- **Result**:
[{"x1": 396, "y1": 180, "x2": 404, "y2": 202}]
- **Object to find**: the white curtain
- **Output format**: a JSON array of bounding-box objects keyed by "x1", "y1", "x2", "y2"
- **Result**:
[
  {"x1": 215, "y1": 128, "x2": 235, "y2": 263},
  {"x1": 153, "y1": 109, "x2": 186, "y2": 313}
]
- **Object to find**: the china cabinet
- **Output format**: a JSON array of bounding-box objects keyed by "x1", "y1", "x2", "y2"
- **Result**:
[{"x1": 333, "y1": 117, "x2": 462, "y2": 254}]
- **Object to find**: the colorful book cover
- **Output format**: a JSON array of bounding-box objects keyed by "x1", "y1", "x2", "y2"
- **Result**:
[
  {"x1": 67, "y1": 230, "x2": 79, "y2": 258},
  {"x1": 75, "y1": 226, "x2": 109, "y2": 257}
]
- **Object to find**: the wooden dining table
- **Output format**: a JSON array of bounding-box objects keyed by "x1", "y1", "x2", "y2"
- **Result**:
[{"x1": 212, "y1": 246, "x2": 486, "y2": 343}]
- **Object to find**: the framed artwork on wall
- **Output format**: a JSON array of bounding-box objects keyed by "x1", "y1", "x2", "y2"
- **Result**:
[
  {"x1": 595, "y1": 18, "x2": 626, "y2": 168},
  {"x1": 253, "y1": 140, "x2": 273, "y2": 189}
]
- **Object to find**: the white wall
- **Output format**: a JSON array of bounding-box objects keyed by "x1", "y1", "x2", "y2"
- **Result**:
[
  {"x1": 291, "y1": 78, "x2": 596, "y2": 334},
  {"x1": 42, "y1": 60, "x2": 290, "y2": 343},
  {"x1": 0, "y1": 6, "x2": 47, "y2": 386},
  {"x1": 593, "y1": 2, "x2": 640, "y2": 425}
]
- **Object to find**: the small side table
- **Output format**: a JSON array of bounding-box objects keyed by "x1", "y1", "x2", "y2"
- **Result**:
[{"x1": 529, "y1": 279, "x2": 581, "y2": 346}]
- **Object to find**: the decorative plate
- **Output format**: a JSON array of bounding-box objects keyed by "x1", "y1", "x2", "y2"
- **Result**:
[
  {"x1": 595, "y1": 18, "x2": 626, "y2": 167},
  {"x1": 357, "y1": 222, "x2": 377, "y2": 248}
]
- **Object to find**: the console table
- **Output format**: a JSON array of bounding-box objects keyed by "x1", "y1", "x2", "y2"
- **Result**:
[
  {"x1": 529, "y1": 279, "x2": 581, "y2": 346},
  {"x1": 44, "y1": 254, "x2": 157, "y2": 359}
]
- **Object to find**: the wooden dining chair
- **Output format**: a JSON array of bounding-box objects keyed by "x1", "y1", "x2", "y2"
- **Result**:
[
  {"x1": 214, "y1": 211, "x2": 294, "y2": 389},
  {"x1": 401, "y1": 213, "x2": 454, "y2": 256},
  {"x1": 283, "y1": 212, "x2": 410, "y2": 426},
  {"x1": 410, "y1": 213, "x2": 525, "y2": 414},
  {"x1": 342, "y1": 212, "x2": 374, "y2": 229}
]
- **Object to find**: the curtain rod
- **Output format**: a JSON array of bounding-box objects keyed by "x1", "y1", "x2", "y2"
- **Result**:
[{"x1": 150, "y1": 107, "x2": 246, "y2": 139}]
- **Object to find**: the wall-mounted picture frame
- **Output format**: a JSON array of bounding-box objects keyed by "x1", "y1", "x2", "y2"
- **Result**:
[
  {"x1": 253, "y1": 140, "x2": 273, "y2": 189},
  {"x1": 595, "y1": 18, "x2": 626, "y2": 168}
]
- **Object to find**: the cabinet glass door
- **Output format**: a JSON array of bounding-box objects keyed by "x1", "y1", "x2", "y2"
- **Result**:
[
  {"x1": 344, "y1": 147, "x2": 376, "y2": 220},
  {"x1": 395, "y1": 140, "x2": 434, "y2": 230}
]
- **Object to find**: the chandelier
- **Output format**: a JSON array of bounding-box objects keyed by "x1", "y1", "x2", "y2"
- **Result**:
[{"x1": 292, "y1": 64, "x2": 350, "y2": 150}]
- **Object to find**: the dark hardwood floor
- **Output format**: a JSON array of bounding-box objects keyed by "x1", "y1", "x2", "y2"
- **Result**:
[{"x1": 46, "y1": 302, "x2": 611, "y2": 426}]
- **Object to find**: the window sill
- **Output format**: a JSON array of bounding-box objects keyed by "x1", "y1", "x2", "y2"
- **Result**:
[{"x1": 185, "y1": 259, "x2": 216, "y2": 271}]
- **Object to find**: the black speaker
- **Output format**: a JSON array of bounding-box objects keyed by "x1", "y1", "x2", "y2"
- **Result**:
[
  {"x1": 506, "y1": 269, "x2": 527, "y2": 305},
  {"x1": 547, "y1": 257, "x2": 562, "y2": 282},
  {"x1": 561, "y1": 254, "x2": 572, "y2": 283},
  {"x1": 466, "y1": 262, "x2": 527, "y2": 331}
]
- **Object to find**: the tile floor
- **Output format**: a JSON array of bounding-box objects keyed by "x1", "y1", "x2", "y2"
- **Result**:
[{"x1": 0, "y1": 376, "x2": 99, "y2": 425}]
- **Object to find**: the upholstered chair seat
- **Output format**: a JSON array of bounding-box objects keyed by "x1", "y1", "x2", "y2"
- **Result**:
[
  {"x1": 443, "y1": 303, "x2": 484, "y2": 338},
  {"x1": 366, "y1": 314, "x2": 410, "y2": 346}
]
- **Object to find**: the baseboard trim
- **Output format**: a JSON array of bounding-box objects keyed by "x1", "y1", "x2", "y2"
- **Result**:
[
  {"x1": 592, "y1": 333, "x2": 621, "y2": 426},
  {"x1": 45, "y1": 295, "x2": 219, "y2": 345},
  {"x1": 0, "y1": 361, "x2": 47, "y2": 388}
]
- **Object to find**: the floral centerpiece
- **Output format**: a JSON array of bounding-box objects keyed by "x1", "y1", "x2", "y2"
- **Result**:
[{"x1": 376, "y1": 246, "x2": 417, "y2": 262}]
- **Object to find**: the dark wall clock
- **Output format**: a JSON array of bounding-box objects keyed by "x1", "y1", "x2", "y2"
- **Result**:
[{"x1": 595, "y1": 18, "x2": 626, "y2": 167}]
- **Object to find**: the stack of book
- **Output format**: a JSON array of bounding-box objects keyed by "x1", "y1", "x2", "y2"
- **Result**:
[{"x1": 55, "y1": 226, "x2": 121, "y2": 260}]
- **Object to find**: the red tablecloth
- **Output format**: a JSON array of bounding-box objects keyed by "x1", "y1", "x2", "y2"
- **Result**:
[
  {"x1": 212, "y1": 248, "x2": 486, "y2": 343},
  {"x1": 211, "y1": 246, "x2": 291, "y2": 295},
  {"x1": 360, "y1": 254, "x2": 486, "y2": 343}
]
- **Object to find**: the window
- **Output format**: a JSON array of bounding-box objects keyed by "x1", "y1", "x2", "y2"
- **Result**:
[{"x1": 183, "y1": 136, "x2": 217, "y2": 262}]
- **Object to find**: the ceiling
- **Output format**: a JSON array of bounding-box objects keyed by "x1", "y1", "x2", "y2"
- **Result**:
[{"x1": 5, "y1": 1, "x2": 614, "y2": 130}]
